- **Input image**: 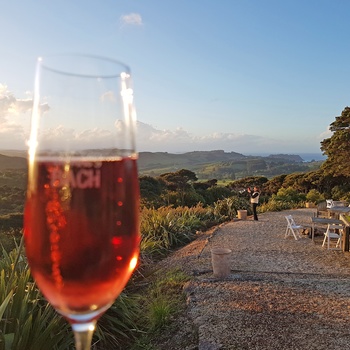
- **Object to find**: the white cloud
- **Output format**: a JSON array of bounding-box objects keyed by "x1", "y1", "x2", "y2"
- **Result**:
[
  {"x1": 120, "y1": 13, "x2": 143, "y2": 26},
  {"x1": 34, "y1": 120, "x2": 282, "y2": 154},
  {"x1": 37, "y1": 126, "x2": 116, "y2": 151},
  {"x1": 0, "y1": 85, "x2": 320, "y2": 154},
  {"x1": 0, "y1": 84, "x2": 33, "y2": 149},
  {"x1": 135, "y1": 121, "x2": 285, "y2": 154},
  {"x1": 0, "y1": 84, "x2": 33, "y2": 119},
  {"x1": 319, "y1": 127, "x2": 332, "y2": 141}
]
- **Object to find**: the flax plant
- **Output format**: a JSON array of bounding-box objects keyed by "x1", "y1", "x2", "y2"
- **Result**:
[
  {"x1": 140, "y1": 204, "x2": 221, "y2": 260},
  {"x1": 93, "y1": 292, "x2": 140, "y2": 349},
  {"x1": 0, "y1": 236, "x2": 141, "y2": 350},
  {"x1": 0, "y1": 236, "x2": 73, "y2": 350}
]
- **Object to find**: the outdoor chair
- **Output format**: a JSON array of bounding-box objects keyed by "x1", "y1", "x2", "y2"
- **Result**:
[
  {"x1": 322, "y1": 223, "x2": 343, "y2": 250},
  {"x1": 326, "y1": 199, "x2": 334, "y2": 208},
  {"x1": 285, "y1": 215, "x2": 304, "y2": 240}
]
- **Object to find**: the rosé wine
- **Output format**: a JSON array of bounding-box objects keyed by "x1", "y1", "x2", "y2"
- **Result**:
[{"x1": 24, "y1": 157, "x2": 140, "y2": 319}]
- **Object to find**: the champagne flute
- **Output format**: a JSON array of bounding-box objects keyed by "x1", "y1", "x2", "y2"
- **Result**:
[{"x1": 24, "y1": 54, "x2": 140, "y2": 349}]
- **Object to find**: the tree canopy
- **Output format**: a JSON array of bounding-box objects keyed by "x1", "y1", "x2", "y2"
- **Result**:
[{"x1": 321, "y1": 106, "x2": 350, "y2": 176}]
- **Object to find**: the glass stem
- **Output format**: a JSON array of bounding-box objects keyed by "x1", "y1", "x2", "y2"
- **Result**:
[{"x1": 72, "y1": 322, "x2": 96, "y2": 350}]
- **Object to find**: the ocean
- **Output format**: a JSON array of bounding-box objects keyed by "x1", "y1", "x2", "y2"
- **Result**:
[
  {"x1": 298, "y1": 153, "x2": 327, "y2": 162},
  {"x1": 249, "y1": 153, "x2": 326, "y2": 162}
]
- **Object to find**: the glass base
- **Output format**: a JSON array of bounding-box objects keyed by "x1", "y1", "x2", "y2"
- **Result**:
[
  {"x1": 59, "y1": 303, "x2": 111, "y2": 325},
  {"x1": 58, "y1": 303, "x2": 112, "y2": 349}
]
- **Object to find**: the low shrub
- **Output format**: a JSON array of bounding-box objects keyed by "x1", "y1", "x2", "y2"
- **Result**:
[
  {"x1": 274, "y1": 187, "x2": 306, "y2": 203},
  {"x1": 131, "y1": 269, "x2": 190, "y2": 348},
  {"x1": 0, "y1": 239, "x2": 144, "y2": 350},
  {"x1": 94, "y1": 293, "x2": 140, "y2": 349},
  {"x1": 258, "y1": 198, "x2": 302, "y2": 212},
  {"x1": 140, "y1": 204, "x2": 220, "y2": 260},
  {"x1": 306, "y1": 189, "x2": 325, "y2": 204},
  {"x1": 0, "y1": 238, "x2": 73, "y2": 350},
  {"x1": 213, "y1": 196, "x2": 251, "y2": 219}
]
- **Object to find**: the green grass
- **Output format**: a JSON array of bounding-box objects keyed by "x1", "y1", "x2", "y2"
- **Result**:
[
  {"x1": 145, "y1": 268, "x2": 190, "y2": 331},
  {"x1": 130, "y1": 268, "x2": 190, "y2": 349}
]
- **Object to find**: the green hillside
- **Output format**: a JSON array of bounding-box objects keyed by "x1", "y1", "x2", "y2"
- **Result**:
[
  {"x1": 138, "y1": 150, "x2": 320, "y2": 179},
  {"x1": 137, "y1": 150, "x2": 246, "y2": 170},
  {"x1": 0, "y1": 154, "x2": 27, "y2": 170},
  {"x1": 0, "y1": 150, "x2": 322, "y2": 181}
]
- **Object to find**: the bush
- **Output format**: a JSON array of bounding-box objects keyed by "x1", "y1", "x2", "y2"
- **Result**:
[
  {"x1": 213, "y1": 196, "x2": 251, "y2": 219},
  {"x1": 330, "y1": 185, "x2": 350, "y2": 201},
  {"x1": 183, "y1": 190, "x2": 206, "y2": 207},
  {"x1": 306, "y1": 189, "x2": 325, "y2": 204},
  {"x1": 196, "y1": 186, "x2": 232, "y2": 205},
  {"x1": 0, "y1": 213, "x2": 23, "y2": 232},
  {"x1": 0, "y1": 239, "x2": 143, "y2": 350},
  {"x1": 140, "y1": 203, "x2": 230, "y2": 261},
  {"x1": 130, "y1": 269, "x2": 191, "y2": 349},
  {"x1": 143, "y1": 269, "x2": 189, "y2": 332},
  {"x1": 274, "y1": 187, "x2": 306, "y2": 203},
  {"x1": 94, "y1": 293, "x2": 140, "y2": 349},
  {"x1": 0, "y1": 238, "x2": 73, "y2": 350},
  {"x1": 140, "y1": 206, "x2": 203, "y2": 259},
  {"x1": 258, "y1": 187, "x2": 306, "y2": 212},
  {"x1": 258, "y1": 198, "x2": 301, "y2": 212}
]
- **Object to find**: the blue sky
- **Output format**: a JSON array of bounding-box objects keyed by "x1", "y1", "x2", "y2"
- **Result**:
[{"x1": 1, "y1": 0, "x2": 349, "y2": 156}]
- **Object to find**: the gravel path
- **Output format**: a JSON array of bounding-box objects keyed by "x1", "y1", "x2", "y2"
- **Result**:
[{"x1": 155, "y1": 209, "x2": 350, "y2": 350}]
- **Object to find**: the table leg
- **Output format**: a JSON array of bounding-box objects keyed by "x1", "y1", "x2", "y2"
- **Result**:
[{"x1": 344, "y1": 227, "x2": 350, "y2": 252}]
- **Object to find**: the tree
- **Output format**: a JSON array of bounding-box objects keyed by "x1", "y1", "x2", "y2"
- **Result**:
[
  {"x1": 304, "y1": 169, "x2": 344, "y2": 197},
  {"x1": 229, "y1": 176, "x2": 268, "y2": 192},
  {"x1": 282, "y1": 173, "x2": 312, "y2": 194},
  {"x1": 159, "y1": 169, "x2": 197, "y2": 190},
  {"x1": 139, "y1": 176, "x2": 165, "y2": 207},
  {"x1": 305, "y1": 189, "x2": 325, "y2": 204},
  {"x1": 159, "y1": 169, "x2": 198, "y2": 206},
  {"x1": 321, "y1": 106, "x2": 350, "y2": 176},
  {"x1": 263, "y1": 174, "x2": 287, "y2": 195},
  {"x1": 193, "y1": 179, "x2": 218, "y2": 190}
]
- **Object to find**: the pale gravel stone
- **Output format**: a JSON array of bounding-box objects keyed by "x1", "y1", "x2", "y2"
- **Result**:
[{"x1": 154, "y1": 209, "x2": 350, "y2": 349}]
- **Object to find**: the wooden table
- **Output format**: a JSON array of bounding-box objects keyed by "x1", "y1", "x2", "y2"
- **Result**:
[
  {"x1": 340, "y1": 215, "x2": 350, "y2": 251},
  {"x1": 328, "y1": 206, "x2": 350, "y2": 219},
  {"x1": 311, "y1": 217, "x2": 343, "y2": 241},
  {"x1": 332, "y1": 201, "x2": 349, "y2": 207}
]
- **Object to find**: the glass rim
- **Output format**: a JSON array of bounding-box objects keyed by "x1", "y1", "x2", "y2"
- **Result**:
[{"x1": 37, "y1": 53, "x2": 131, "y2": 79}]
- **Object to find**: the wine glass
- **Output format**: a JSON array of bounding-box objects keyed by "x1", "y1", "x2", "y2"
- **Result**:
[{"x1": 24, "y1": 54, "x2": 140, "y2": 349}]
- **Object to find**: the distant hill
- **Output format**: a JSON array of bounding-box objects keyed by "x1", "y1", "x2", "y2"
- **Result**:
[
  {"x1": 0, "y1": 150, "x2": 27, "y2": 158},
  {"x1": 0, "y1": 150, "x2": 320, "y2": 180},
  {"x1": 0, "y1": 154, "x2": 27, "y2": 170},
  {"x1": 266, "y1": 154, "x2": 303, "y2": 162},
  {"x1": 138, "y1": 150, "x2": 316, "y2": 179},
  {"x1": 138, "y1": 150, "x2": 247, "y2": 171}
]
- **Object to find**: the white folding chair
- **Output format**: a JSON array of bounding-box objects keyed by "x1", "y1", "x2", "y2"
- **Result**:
[
  {"x1": 285, "y1": 215, "x2": 304, "y2": 240},
  {"x1": 322, "y1": 223, "x2": 343, "y2": 250},
  {"x1": 326, "y1": 199, "x2": 334, "y2": 208}
]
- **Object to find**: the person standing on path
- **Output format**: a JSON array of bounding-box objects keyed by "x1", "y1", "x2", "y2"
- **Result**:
[{"x1": 248, "y1": 186, "x2": 260, "y2": 221}]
